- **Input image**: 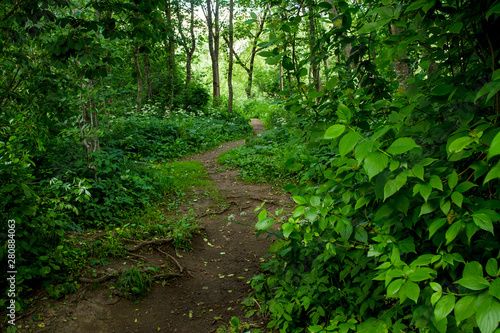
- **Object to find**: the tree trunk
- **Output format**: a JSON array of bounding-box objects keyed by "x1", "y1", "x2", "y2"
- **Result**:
[
  {"x1": 177, "y1": 0, "x2": 197, "y2": 87},
  {"x1": 391, "y1": 24, "x2": 410, "y2": 91},
  {"x1": 227, "y1": 0, "x2": 234, "y2": 113},
  {"x1": 81, "y1": 79, "x2": 100, "y2": 181},
  {"x1": 143, "y1": 53, "x2": 152, "y2": 100},
  {"x1": 133, "y1": 45, "x2": 143, "y2": 113},
  {"x1": 204, "y1": 0, "x2": 220, "y2": 107},
  {"x1": 308, "y1": 0, "x2": 321, "y2": 91},
  {"x1": 165, "y1": 0, "x2": 175, "y2": 109}
]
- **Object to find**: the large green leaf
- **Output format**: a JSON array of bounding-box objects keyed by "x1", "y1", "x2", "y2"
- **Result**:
[
  {"x1": 325, "y1": 124, "x2": 346, "y2": 139},
  {"x1": 434, "y1": 294, "x2": 456, "y2": 321},
  {"x1": 455, "y1": 295, "x2": 477, "y2": 324},
  {"x1": 473, "y1": 213, "x2": 494, "y2": 235},
  {"x1": 364, "y1": 152, "x2": 389, "y2": 180},
  {"x1": 484, "y1": 161, "x2": 500, "y2": 184},
  {"x1": 477, "y1": 297, "x2": 500, "y2": 333},
  {"x1": 339, "y1": 131, "x2": 361, "y2": 156},
  {"x1": 387, "y1": 137, "x2": 419, "y2": 155},
  {"x1": 255, "y1": 218, "x2": 274, "y2": 230},
  {"x1": 455, "y1": 275, "x2": 490, "y2": 291},
  {"x1": 337, "y1": 103, "x2": 352, "y2": 124}
]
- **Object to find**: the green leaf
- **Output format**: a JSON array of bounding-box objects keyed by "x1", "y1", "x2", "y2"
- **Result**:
[
  {"x1": 432, "y1": 84, "x2": 454, "y2": 96},
  {"x1": 310, "y1": 196, "x2": 321, "y2": 207},
  {"x1": 448, "y1": 22, "x2": 463, "y2": 33},
  {"x1": 325, "y1": 124, "x2": 346, "y2": 139},
  {"x1": 409, "y1": 268, "x2": 434, "y2": 282},
  {"x1": 429, "y1": 218, "x2": 447, "y2": 238},
  {"x1": 405, "y1": 280, "x2": 420, "y2": 303},
  {"x1": 487, "y1": 259, "x2": 499, "y2": 277},
  {"x1": 475, "y1": 81, "x2": 500, "y2": 104},
  {"x1": 477, "y1": 297, "x2": 500, "y2": 333},
  {"x1": 448, "y1": 171, "x2": 458, "y2": 190},
  {"x1": 451, "y1": 192, "x2": 463, "y2": 207},
  {"x1": 255, "y1": 218, "x2": 274, "y2": 230},
  {"x1": 445, "y1": 221, "x2": 463, "y2": 245},
  {"x1": 364, "y1": 152, "x2": 389, "y2": 180},
  {"x1": 455, "y1": 295, "x2": 477, "y2": 324},
  {"x1": 387, "y1": 279, "x2": 404, "y2": 296},
  {"x1": 473, "y1": 213, "x2": 494, "y2": 235},
  {"x1": 339, "y1": 131, "x2": 361, "y2": 156},
  {"x1": 490, "y1": 279, "x2": 500, "y2": 300},
  {"x1": 337, "y1": 103, "x2": 352, "y2": 124},
  {"x1": 354, "y1": 226, "x2": 368, "y2": 243},
  {"x1": 387, "y1": 138, "x2": 419, "y2": 155},
  {"x1": 484, "y1": 161, "x2": 500, "y2": 184},
  {"x1": 429, "y1": 175, "x2": 443, "y2": 190},
  {"x1": 486, "y1": 2, "x2": 500, "y2": 19},
  {"x1": 413, "y1": 164, "x2": 424, "y2": 180},
  {"x1": 456, "y1": 275, "x2": 490, "y2": 291},
  {"x1": 431, "y1": 291, "x2": 443, "y2": 306},
  {"x1": 420, "y1": 201, "x2": 437, "y2": 216},
  {"x1": 282, "y1": 223, "x2": 294, "y2": 238},
  {"x1": 383, "y1": 176, "x2": 406, "y2": 201},
  {"x1": 434, "y1": 294, "x2": 456, "y2": 321},
  {"x1": 355, "y1": 140, "x2": 373, "y2": 163},
  {"x1": 430, "y1": 282, "x2": 442, "y2": 292},
  {"x1": 308, "y1": 325, "x2": 324, "y2": 333},
  {"x1": 230, "y1": 316, "x2": 240, "y2": 329},
  {"x1": 293, "y1": 196, "x2": 307, "y2": 205},
  {"x1": 448, "y1": 136, "x2": 474, "y2": 154},
  {"x1": 358, "y1": 19, "x2": 391, "y2": 34},
  {"x1": 420, "y1": 183, "x2": 432, "y2": 202}
]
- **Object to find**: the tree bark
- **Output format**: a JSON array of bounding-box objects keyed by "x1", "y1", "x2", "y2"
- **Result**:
[
  {"x1": 165, "y1": 0, "x2": 175, "y2": 109},
  {"x1": 308, "y1": 1, "x2": 321, "y2": 91},
  {"x1": 391, "y1": 24, "x2": 410, "y2": 91},
  {"x1": 133, "y1": 45, "x2": 143, "y2": 113},
  {"x1": 176, "y1": 0, "x2": 197, "y2": 87},
  {"x1": 227, "y1": 0, "x2": 234, "y2": 112},
  {"x1": 203, "y1": 0, "x2": 221, "y2": 106},
  {"x1": 143, "y1": 53, "x2": 152, "y2": 100},
  {"x1": 225, "y1": 10, "x2": 267, "y2": 98}
]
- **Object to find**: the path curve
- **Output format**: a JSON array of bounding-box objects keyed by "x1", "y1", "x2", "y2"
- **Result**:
[{"x1": 16, "y1": 119, "x2": 292, "y2": 333}]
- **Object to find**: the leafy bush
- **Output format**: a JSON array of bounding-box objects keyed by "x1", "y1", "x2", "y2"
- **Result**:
[
  {"x1": 102, "y1": 111, "x2": 252, "y2": 161},
  {"x1": 250, "y1": 1, "x2": 500, "y2": 333},
  {"x1": 218, "y1": 127, "x2": 296, "y2": 183}
]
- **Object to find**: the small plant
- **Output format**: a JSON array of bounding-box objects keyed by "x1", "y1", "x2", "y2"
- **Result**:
[{"x1": 115, "y1": 267, "x2": 152, "y2": 301}]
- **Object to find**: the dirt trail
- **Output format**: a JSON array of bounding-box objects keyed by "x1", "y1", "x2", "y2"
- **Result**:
[{"x1": 17, "y1": 119, "x2": 291, "y2": 333}]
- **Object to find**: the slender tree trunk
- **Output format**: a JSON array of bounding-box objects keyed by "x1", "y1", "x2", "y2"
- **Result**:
[
  {"x1": 143, "y1": 53, "x2": 152, "y2": 100},
  {"x1": 133, "y1": 45, "x2": 143, "y2": 113},
  {"x1": 227, "y1": 0, "x2": 234, "y2": 113},
  {"x1": 280, "y1": 63, "x2": 284, "y2": 92},
  {"x1": 308, "y1": 0, "x2": 321, "y2": 91},
  {"x1": 205, "y1": 0, "x2": 220, "y2": 106},
  {"x1": 81, "y1": 79, "x2": 100, "y2": 181},
  {"x1": 177, "y1": 0, "x2": 197, "y2": 87},
  {"x1": 391, "y1": 24, "x2": 410, "y2": 91},
  {"x1": 165, "y1": 0, "x2": 175, "y2": 109}
]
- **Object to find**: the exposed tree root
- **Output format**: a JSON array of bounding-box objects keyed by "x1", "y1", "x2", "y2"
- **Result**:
[
  {"x1": 157, "y1": 246, "x2": 184, "y2": 273},
  {"x1": 127, "y1": 237, "x2": 173, "y2": 252},
  {"x1": 152, "y1": 273, "x2": 182, "y2": 280},
  {"x1": 78, "y1": 271, "x2": 119, "y2": 284}
]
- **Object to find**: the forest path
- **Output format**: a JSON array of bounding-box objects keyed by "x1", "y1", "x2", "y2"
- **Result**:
[{"x1": 18, "y1": 119, "x2": 292, "y2": 333}]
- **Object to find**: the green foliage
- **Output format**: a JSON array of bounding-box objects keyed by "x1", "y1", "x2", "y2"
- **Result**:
[
  {"x1": 218, "y1": 127, "x2": 296, "y2": 183},
  {"x1": 249, "y1": 0, "x2": 500, "y2": 332},
  {"x1": 116, "y1": 267, "x2": 152, "y2": 301},
  {"x1": 102, "y1": 110, "x2": 251, "y2": 161}
]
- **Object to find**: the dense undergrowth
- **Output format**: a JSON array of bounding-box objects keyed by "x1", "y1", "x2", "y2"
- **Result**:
[
  {"x1": 0, "y1": 106, "x2": 251, "y2": 312},
  {"x1": 224, "y1": 2, "x2": 500, "y2": 333}
]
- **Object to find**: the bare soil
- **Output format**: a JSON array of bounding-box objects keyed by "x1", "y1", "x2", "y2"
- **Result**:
[{"x1": 15, "y1": 119, "x2": 291, "y2": 333}]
